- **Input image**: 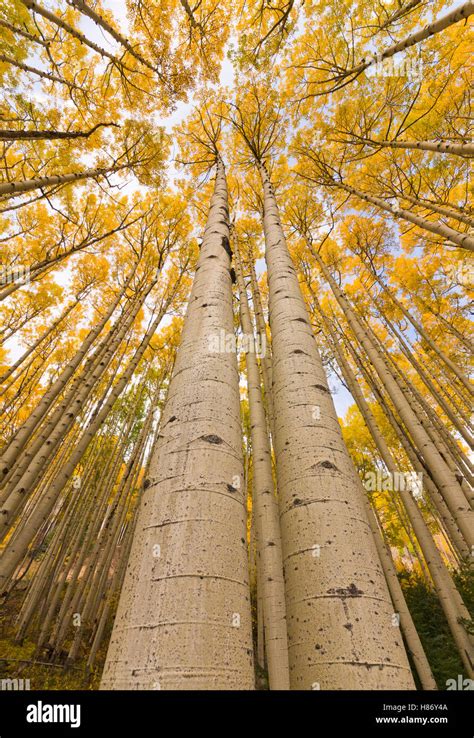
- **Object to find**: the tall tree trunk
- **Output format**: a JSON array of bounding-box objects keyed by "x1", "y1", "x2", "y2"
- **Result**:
[
  {"x1": 233, "y1": 230, "x2": 289, "y2": 689},
  {"x1": 86, "y1": 519, "x2": 134, "y2": 671},
  {"x1": 408, "y1": 294, "x2": 474, "y2": 354},
  {"x1": 0, "y1": 305, "x2": 167, "y2": 592},
  {"x1": 381, "y1": 314, "x2": 473, "y2": 448},
  {"x1": 248, "y1": 259, "x2": 274, "y2": 434},
  {"x1": 0, "y1": 270, "x2": 135, "y2": 475},
  {"x1": 339, "y1": 328, "x2": 470, "y2": 561},
  {"x1": 0, "y1": 298, "x2": 79, "y2": 387},
  {"x1": 359, "y1": 303, "x2": 473, "y2": 492},
  {"x1": 101, "y1": 157, "x2": 255, "y2": 690},
  {"x1": 325, "y1": 317, "x2": 474, "y2": 675},
  {"x1": 257, "y1": 160, "x2": 414, "y2": 689},
  {"x1": 362, "y1": 313, "x2": 474, "y2": 503},
  {"x1": 361, "y1": 496, "x2": 437, "y2": 689},
  {"x1": 0, "y1": 282, "x2": 154, "y2": 526}
]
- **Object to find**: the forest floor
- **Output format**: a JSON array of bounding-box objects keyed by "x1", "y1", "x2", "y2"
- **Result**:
[{"x1": 0, "y1": 587, "x2": 103, "y2": 690}]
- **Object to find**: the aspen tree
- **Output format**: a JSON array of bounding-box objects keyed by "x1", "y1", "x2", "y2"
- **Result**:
[
  {"x1": 314, "y1": 301, "x2": 474, "y2": 676},
  {"x1": 233, "y1": 226, "x2": 289, "y2": 689},
  {"x1": 101, "y1": 153, "x2": 254, "y2": 690},
  {"x1": 229, "y1": 92, "x2": 414, "y2": 688}
]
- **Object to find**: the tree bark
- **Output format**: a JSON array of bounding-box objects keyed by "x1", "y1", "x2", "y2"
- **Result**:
[
  {"x1": 0, "y1": 163, "x2": 128, "y2": 199},
  {"x1": 233, "y1": 229, "x2": 289, "y2": 689},
  {"x1": 257, "y1": 160, "x2": 414, "y2": 689},
  {"x1": 101, "y1": 157, "x2": 255, "y2": 690},
  {"x1": 0, "y1": 123, "x2": 118, "y2": 141},
  {"x1": 361, "y1": 139, "x2": 474, "y2": 159}
]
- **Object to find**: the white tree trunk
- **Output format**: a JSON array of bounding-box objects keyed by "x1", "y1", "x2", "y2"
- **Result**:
[
  {"x1": 101, "y1": 158, "x2": 255, "y2": 689},
  {"x1": 258, "y1": 161, "x2": 414, "y2": 689}
]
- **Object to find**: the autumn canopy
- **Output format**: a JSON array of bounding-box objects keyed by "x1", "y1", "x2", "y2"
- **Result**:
[{"x1": 0, "y1": 0, "x2": 472, "y2": 692}]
